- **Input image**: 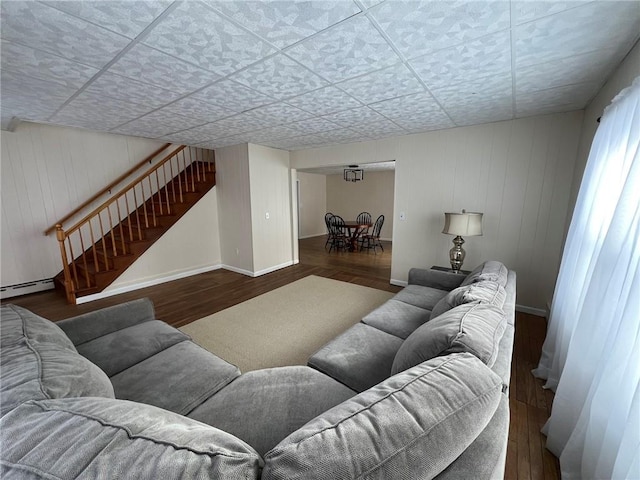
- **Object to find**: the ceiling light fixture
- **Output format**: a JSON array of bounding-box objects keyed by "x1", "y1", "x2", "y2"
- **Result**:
[{"x1": 344, "y1": 165, "x2": 364, "y2": 182}]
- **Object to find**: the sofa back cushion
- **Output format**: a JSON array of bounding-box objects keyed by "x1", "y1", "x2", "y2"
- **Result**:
[
  {"x1": 1, "y1": 304, "x2": 76, "y2": 351},
  {"x1": 461, "y1": 261, "x2": 508, "y2": 287},
  {"x1": 1, "y1": 305, "x2": 114, "y2": 416},
  {"x1": 392, "y1": 303, "x2": 507, "y2": 376},
  {"x1": 262, "y1": 353, "x2": 502, "y2": 480},
  {"x1": 430, "y1": 281, "x2": 506, "y2": 320},
  {"x1": 0, "y1": 397, "x2": 263, "y2": 479}
]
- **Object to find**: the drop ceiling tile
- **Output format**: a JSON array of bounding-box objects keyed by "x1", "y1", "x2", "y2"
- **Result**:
[
  {"x1": 511, "y1": 1, "x2": 588, "y2": 26},
  {"x1": 338, "y1": 63, "x2": 425, "y2": 104},
  {"x1": 286, "y1": 86, "x2": 362, "y2": 115},
  {"x1": 360, "y1": 0, "x2": 386, "y2": 9},
  {"x1": 371, "y1": 0, "x2": 510, "y2": 60},
  {"x1": 201, "y1": 112, "x2": 270, "y2": 136},
  {"x1": 159, "y1": 130, "x2": 215, "y2": 146},
  {"x1": 1, "y1": 40, "x2": 99, "y2": 89},
  {"x1": 51, "y1": 92, "x2": 154, "y2": 130},
  {"x1": 368, "y1": 92, "x2": 444, "y2": 120},
  {"x1": 447, "y1": 97, "x2": 513, "y2": 126},
  {"x1": 409, "y1": 30, "x2": 512, "y2": 88},
  {"x1": 286, "y1": 14, "x2": 400, "y2": 83},
  {"x1": 85, "y1": 72, "x2": 183, "y2": 109},
  {"x1": 109, "y1": 44, "x2": 217, "y2": 94},
  {"x1": 160, "y1": 97, "x2": 234, "y2": 123},
  {"x1": 514, "y1": 1, "x2": 640, "y2": 68},
  {"x1": 197, "y1": 135, "x2": 248, "y2": 149},
  {"x1": 322, "y1": 106, "x2": 389, "y2": 127},
  {"x1": 209, "y1": 0, "x2": 361, "y2": 49},
  {"x1": 244, "y1": 125, "x2": 303, "y2": 142},
  {"x1": 43, "y1": 0, "x2": 172, "y2": 38},
  {"x1": 191, "y1": 79, "x2": 276, "y2": 113},
  {"x1": 516, "y1": 102, "x2": 585, "y2": 118},
  {"x1": 516, "y1": 48, "x2": 623, "y2": 94},
  {"x1": 230, "y1": 54, "x2": 329, "y2": 99},
  {"x1": 352, "y1": 118, "x2": 406, "y2": 137},
  {"x1": 0, "y1": 1, "x2": 130, "y2": 68},
  {"x1": 143, "y1": 1, "x2": 276, "y2": 76},
  {"x1": 175, "y1": 122, "x2": 240, "y2": 142},
  {"x1": 244, "y1": 103, "x2": 314, "y2": 125},
  {"x1": 392, "y1": 112, "x2": 455, "y2": 132},
  {"x1": 284, "y1": 117, "x2": 341, "y2": 135},
  {"x1": 430, "y1": 72, "x2": 513, "y2": 107},
  {"x1": 112, "y1": 110, "x2": 205, "y2": 138},
  {"x1": 516, "y1": 82, "x2": 601, "y2": 113},
  {"x1": 314, "y1": 128, "x2": 372, "y2": 143},
  {"x1": 1, "y1": 71, "x2": 76, "y2": 121}
]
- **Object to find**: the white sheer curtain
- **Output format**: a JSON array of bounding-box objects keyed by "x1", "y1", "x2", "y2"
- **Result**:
[{"x1": 533, "y1": 76, "x2": 640, "y2": 479}]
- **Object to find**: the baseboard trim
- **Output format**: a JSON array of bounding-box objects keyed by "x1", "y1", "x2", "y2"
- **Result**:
[
  {"x1": 77, "y1": 264, "x2": 223, "y2": 304},
  {"x1": 516, "y1": 304, "x2": 548, "y2": 318},
  {"x1": 299, "y1": 233, "x2": 326, "y2": 240},
  {"x1": 220, "y1": 264, "x2": 254, "y2": 277},
  {"x1": 390, "y1": 279, "x2": 408, "y2": 287},
  {"x1": 1, "y1": 278, "x2": 55, "y2": 299},
  {"x1": 253, "y1": 261, "x2": 294, "y2": 277}
]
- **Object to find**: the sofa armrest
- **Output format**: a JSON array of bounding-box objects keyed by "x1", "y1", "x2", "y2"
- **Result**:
[
  {"x1": 56, "y1": 298, "x2": 156, "y2": 346},
  {"x1": 408, "y1": 268, "x2": 466, "y2": 291}
]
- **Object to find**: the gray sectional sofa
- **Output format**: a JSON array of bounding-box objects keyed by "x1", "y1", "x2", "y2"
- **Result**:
[{"x1": 0, "y1": 260, "x2": 515, "y2": 480}]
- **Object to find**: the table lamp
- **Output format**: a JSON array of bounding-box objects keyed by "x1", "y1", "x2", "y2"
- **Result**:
[{"x1": 442, "y1": 211, "x2": 483, "y2": 273}]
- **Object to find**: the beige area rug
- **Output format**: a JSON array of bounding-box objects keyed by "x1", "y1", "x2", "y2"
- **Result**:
[{"x1": 180, "y1": 275, "x2": 394, "y2": 372}]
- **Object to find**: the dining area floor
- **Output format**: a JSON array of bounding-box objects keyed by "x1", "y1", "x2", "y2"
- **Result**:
[{"x1": 299, "y1": 235, "x2": 393, "y2": 285}]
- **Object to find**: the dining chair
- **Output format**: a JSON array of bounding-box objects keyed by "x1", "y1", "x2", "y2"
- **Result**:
[
  {"x1": 324, "y1": 212, "x2": 334, "y2": 247},
  {"x1": 328, "y1": 215, "x2": 348, "y2": 252},
  {"x1": 359, "y1": 214, "x2": 384, "y2": 253},
  {"x1": 356, "y1": 211, "x2": 372, "y2": 235}
]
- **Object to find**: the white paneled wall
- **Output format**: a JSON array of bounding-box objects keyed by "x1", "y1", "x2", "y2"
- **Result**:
[
  {"x1": 326, "y1": 170, "x2": 395, "y2": 240},
  {"x1": 248, "y1": 144, "x2": 293, "y2": 274},
  {"x1": 297, "y1": 172, "x2": 327, "y2": 238},
  {"x1": 292, "y1": 111, "x2": 584, "y2": 310},
  {"x1": 0, "y1": 122, "x2": 168, "y2": 287},
  {"x1": 215, "y1": 144, "x2": 254, "y2": 274}
]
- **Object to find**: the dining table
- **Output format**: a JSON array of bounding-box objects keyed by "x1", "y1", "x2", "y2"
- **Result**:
[{"x1": 342, "y1": 221, "x2": 372, "y2": 252}]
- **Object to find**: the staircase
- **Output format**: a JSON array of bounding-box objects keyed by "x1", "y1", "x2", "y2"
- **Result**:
[{"x1": 51, "y1": 146, "x2": 215, "y2": 304}]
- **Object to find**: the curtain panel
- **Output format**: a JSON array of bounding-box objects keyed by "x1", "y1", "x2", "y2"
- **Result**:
[{"x1": 533, "y1": 77, "x2": 640, "y2": 479}]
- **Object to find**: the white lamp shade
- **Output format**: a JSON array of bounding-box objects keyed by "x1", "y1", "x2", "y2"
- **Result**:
[{"x1": 442, "y1": 212, "x2": 483, "y2": 236}]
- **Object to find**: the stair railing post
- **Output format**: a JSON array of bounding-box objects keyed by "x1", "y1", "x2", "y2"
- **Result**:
[{"x1": 56, "y1": 224, "x2": 76, "y2": 304}]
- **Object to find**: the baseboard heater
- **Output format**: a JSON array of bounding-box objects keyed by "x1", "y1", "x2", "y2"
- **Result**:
[{"x1": 1, "y1": 278, "x2": 55, "y2": 300}]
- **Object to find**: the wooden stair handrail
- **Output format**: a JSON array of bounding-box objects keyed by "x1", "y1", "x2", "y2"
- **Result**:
[
  {"x1": 63, "y1": 145, "x2": 187, "y2": 237},
  {"x1": 44, "y1": 143, "x2": 172, "y2": 235},
  {"x1": 54, "y1": 146, "x2": 215, "y2": 304}
]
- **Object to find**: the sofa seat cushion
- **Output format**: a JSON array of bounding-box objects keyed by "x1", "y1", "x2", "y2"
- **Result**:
[
  {"x1": 76, "y1": 320, "x2": 190, "y2": 377},
  {"x1": 1, "y1": 304, "x2": 76, "y2": 351},
  {"x1": 0, "y1": 397, "x2": 262, "y2": 479},
  {"x1": 188, "y1": 366, "x2": 356, "y2": 457},
  {"x1": 430, "y1": 281, "x2": 507, "y2": 319},
  {"x1": 392, "y1": 303, "x2": 507, "y2": 376},
  {"x1": 262, "y1": 353, "x2": 503, "y2": 480},
  {"x1": 392, "y1": 284, "x2": 449, "y2": 311},
  {"x1": 308, "y1": 323, "x2": 403, "y2": 392},
  {"x1": 110, "y1": 341, "x2": 240, "y2": 415},
  {"x1": 461, "y1": 261, "x2": 508, "y2": 287},
  {"x1": 362, "y1": 299, "x2": 432, "y2": 339}
]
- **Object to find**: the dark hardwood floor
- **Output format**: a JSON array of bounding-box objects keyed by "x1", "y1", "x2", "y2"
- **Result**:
[{"x1": 3, "y1": 234, "x2": 559, "y2": 479}]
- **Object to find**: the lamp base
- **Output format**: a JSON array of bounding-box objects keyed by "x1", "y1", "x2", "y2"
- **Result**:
[{"x1": 449, "y1": 235, "x2": 466, "y2": 273}]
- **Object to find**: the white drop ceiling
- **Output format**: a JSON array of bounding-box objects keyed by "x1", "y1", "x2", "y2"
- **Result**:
[{"x1": 1, "y1": 1, "x2": 639, "y2": 151}]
